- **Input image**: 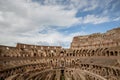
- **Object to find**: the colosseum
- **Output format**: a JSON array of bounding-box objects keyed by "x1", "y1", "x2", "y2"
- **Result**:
[{"x1": 0, "y1": 27, "x2": 120, "y2": 80}]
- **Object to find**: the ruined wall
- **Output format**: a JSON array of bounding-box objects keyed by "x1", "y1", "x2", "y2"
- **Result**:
[
  {"x1": 16, "y1": 43, "x2": 62, "y2": 50},
  {"x1": 0, "y1": 28, "x2": 120, "y2": 80},
  {"x1": 71, "y1": 27, "x2": 120, "y2": 49}
]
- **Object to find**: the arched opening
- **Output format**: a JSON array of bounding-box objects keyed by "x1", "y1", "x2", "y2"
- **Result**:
[
  {"x1": 73, "y1": 53, "x2": 75, "y2": 56},
  {"x1": 70, "y1": 53, "x2": 72, "y2": 56},
  {"x1": 91, "y1": 50, "x2": 94, "y2": 56},
  {"x1": 115, "y1": 51, "x2": 118, "y2": 56},
  {"x1": 67, "y1": 53, "x2": 69, "y2": 56},
  {"x1": 34, "y1": 53, "x2": 37, "y2": 57},
  {"x1": 106, "y1": 51, "x2": 109, "y2": 56},
  {"x1": 110, "y1": 51, "x2": 114, "y2": 56}
]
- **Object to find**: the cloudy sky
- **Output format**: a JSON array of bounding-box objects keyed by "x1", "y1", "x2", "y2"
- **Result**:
[{"x1": 0, "y1": 0, "x2": 120, "y2": 48}]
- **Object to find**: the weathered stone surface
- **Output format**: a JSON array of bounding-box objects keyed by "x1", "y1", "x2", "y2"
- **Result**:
[
  {"x1": 0, "y1": 27, "x2": 120, "y2": 80},
  {"x1": 71, "y1": 27, "x2": 120, "y2": 49}
]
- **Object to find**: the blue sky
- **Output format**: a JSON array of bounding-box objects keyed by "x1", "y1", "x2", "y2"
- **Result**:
[{"x1": 0, "y1": 0, "x2": 120, "y2": 48}]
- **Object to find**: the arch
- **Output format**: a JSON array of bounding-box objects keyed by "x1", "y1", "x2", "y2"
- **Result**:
[
  {"x1": 106, "y1": 51, "x2": 109, "y2": 56},
  {"x1": 110, "y1": 51, "x2": 114, "y2": 56},
  {"x1": 73, "y1": 53, "x2": 75, "y2": 56},
  {"x1": 114, "y1": 51, "x2": 118, "y2": 56}
]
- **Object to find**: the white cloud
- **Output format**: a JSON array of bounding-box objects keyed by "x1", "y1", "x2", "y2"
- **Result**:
[
  {"x1": 0, "y1": 0, "x2": 80, "y2": 47},
  {"x1": 82, "y1": 15, "x2": 110, "y2": 24},
  {"x1": 0, "y1": 0, "x2": 116, "y2": 48},
  {"x1": 0, "y1": 0, "x2": 79, "y2": 33},
  {"x1": 0, "y1": 29, "x2": 87, "y2": 48},
  {"x1": 113, "y1": 17, "x2": 120, "y2": 21}
]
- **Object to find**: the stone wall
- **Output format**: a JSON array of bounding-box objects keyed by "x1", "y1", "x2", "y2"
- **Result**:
[
  {"x1": 0, "y1": 27, "x2": 120, "y2": 80},
  {"x1": 71, "y1": 27, "x2": 120, "y2": 49},
  {"x1": 16, "y1": 43, "x2": 62, "y2": 50}
]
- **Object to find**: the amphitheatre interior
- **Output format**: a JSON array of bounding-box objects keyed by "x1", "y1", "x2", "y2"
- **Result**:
[{"x1": 0, "y1": 27, "x2": 120, "y2": 80}]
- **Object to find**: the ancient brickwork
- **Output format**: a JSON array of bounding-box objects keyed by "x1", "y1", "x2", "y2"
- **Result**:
[
  {"x1": 16, "y1": 43, "x2": 62, "y2": 50},
  {"x1": 71, "y1": 27, "x2": 120, "y2": 49},
  {"x1": 0, "y1": 27, "x2": 120, "y2": 80}
]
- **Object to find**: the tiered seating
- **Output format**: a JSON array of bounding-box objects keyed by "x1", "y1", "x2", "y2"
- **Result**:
[{"x1": 0, "y1": 28, "x2": 120, "y2": 80}]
